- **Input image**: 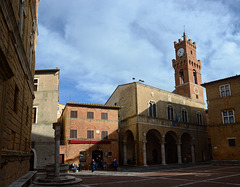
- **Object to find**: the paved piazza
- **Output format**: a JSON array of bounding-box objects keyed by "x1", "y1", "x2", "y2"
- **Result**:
[{"x1": 32, "y1": 165, "x2": 240, "y2": 187}]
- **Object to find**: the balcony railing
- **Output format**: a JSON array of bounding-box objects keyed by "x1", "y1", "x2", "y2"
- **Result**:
[{"x1": 120, "y1": 115, "x2": 206, "y2": 130}]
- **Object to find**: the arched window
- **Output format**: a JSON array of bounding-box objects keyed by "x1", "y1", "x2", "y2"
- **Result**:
[
  {"x1": 167, "y1": 105, "x2": 173, "y2": 120},
  {"x1": 181, "y1": 109, "x2": 188, "y2": 123},
  {"x1": 179, "y1": 69, "x2": 184, "y2": 84},
  {"x1": 193, "y1": 69, "x2": 197, "y2": 84},
  {"x1": 197, "y1": 112, "x2": 202, "y2": 125},
  {"x1": 149, "y1": 101, "x2": 156, "y2": 118}
]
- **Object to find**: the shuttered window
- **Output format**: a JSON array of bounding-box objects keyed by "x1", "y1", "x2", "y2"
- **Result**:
[
  {"x1": 101, "y1": 113, "x2": 108, "y2": 120},
  {"x1": 70, "y1": 111, "x2": 78, "y2": 118},
  {"x1": 87, "y1": 130, "x2": 94, "y2": 139},
  {"x1": 101, "y1": 131, "x2": 108, "y2": 140},
  {"x1": 87, "y1": 112, "x2": 94, "y2": 119},
  {"x1": 70, "y1": 130, "x2": 77, "y2": 138}
]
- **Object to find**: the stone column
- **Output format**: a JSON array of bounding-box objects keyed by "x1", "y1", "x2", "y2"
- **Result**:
[
  {"x1": 53, "y1": 123, "x2": 61, "y2": 177},
  {"x1": 177, "y1": 137, "x2": 182, "y2": 164},
  {"x1": 123, "y1": 141, "x2": 127, "y2": 165},
  {"x1": 161, "y1": 136, "x2": 166, "y2": 165},
  {"x1": 191, "y1": 144, "x2": 195, "y2": 163},
  {"x1": 142, "y1": 140, "x2": 147, "y2": 166},
  {"x1": 134, "y1": 141, "x2": 138, "y2": 165}
]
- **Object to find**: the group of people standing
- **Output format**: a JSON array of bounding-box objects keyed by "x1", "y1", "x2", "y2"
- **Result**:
[
  {"x1": 69, "y1": 158, "x2": 118, "y2": 173},
  {"x1": 91, "y1": 158, "x2": 117, "y2": 172}
]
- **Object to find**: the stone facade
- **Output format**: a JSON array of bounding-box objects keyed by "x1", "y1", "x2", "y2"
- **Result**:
[
  {"x1": 202, "y1": 75, "x2": 240, "y2": 164},
  {"x1": 31, "y1": 69, "x2": 60, "y2": 169},
  {"x1": 106, "y1": 34, "x2": 210, "y2": 166},
  {"x1": 106, "y1": 83, "x2": 209, "y2": 166},
  {"x1": 0, "y1": 0, "x2": 39, "y2": 186},
  {"x1": 59, "y1": 103, "x2": 120, "y2": 169}
]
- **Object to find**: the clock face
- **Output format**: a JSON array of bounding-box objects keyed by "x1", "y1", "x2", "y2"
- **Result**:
[
  {"x1": 193, "y1": 86, "x2": 199, "y2": 95},
  {"x1": 177, "y1": 48, "x2": 184, "y2": 57}
]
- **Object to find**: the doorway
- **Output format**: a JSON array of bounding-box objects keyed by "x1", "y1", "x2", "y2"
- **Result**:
[
  {"x1": 30, "y1": 150, "x2": 34, "y2": 171},
  {"x1": 92, "y1": 150, "x2": 103, "y2": 168}
]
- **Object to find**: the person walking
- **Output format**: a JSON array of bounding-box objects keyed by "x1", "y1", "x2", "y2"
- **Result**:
[
  {"x1": 91, "y1": 159, "x2": 96, "y2": 172},
  {"x1": 112, "y1": 159, "x2": 117, "y2": 171}
]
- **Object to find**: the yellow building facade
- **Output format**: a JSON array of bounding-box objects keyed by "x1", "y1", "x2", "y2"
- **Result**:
[{"x1": 202, "y1": 75, "x2": 240, "y2": 164}]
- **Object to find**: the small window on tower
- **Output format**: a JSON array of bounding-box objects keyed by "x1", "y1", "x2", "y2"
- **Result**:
[
  {"x1": 179, "y1": 69, "x2": 184, "y2": 84},
  {"x1": 193, "y1": 70, "x2": 197, "y2": 84}
]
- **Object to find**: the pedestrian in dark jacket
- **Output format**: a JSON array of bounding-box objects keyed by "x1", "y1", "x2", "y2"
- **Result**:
[
  {"x1": 112, "y1": 159, "x2": 117, "y2": 171},
  {"x1": 91, "y1": 159, "x2": 96, "y2": 172}
]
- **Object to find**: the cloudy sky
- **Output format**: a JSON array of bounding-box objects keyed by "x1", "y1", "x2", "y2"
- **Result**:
[{"x1": 36, "y1": 0, "x2": 240, "y2": 105}]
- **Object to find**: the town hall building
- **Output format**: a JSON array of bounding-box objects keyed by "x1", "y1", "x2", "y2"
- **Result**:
[{"x1": 106, "y1": 33, "x2": 210, "y2": 166}]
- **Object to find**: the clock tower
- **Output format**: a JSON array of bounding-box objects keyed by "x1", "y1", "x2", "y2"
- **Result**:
[{"x1": 172, "y1": 33, "x2": 204, "y2": 103}]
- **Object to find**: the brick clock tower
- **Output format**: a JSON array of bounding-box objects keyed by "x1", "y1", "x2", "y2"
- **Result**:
[{"x1": 172, "y1": 33, "x2": 204, "y2": 103}]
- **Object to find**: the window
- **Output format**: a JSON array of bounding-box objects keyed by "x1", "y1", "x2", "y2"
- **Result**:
[
  {"x1": 70, "y1": 130, "x2": 77, "y2": 138},
  {"x1": 70, "y1": 111, "x2": 78, "y2": 118},
  {"x1": 10, "y1": 130, "x2": 16, "y2": 150},
  {"x1": 167, "y1": 105, "x2": 173, "y2": 120},
  {"x1": 14, "y1": 85, "x2": 19, "y2": 113},
  {"x1": 87, "y1": 130, "x2": 94, "y2": 139},
  {"x1": 34, "y1": 78, "x2": 38, "y2": 91},
  {"x1": 222, "y1": 110, "x2": 235, "y2": 124},
  {"x1": 179, "y1": 69, "x2": 184, "y2": 84},
  {"x1": 149, "y1": 101, "x2": 156, "y2": 118},
  {"x1": 18, "y1": 0, "x2": 25, "y2": 37},
  {"x1": 220, "y1": 84, "x2": 231, "y2": 97},
  {"x1": 193, "y1": 70, "x2": 197, "y2": 84},
  {"x1": 101, "y1": 131, "x2": 108, "y2": 140},
  {"x1": 181, "y1": 109, "x2": 188, "y2": 123},
  {"x1": 87, "y1": 112, "x2": 94, "y2": 119},
  {"x1": 101, "y1": 113, "x2": 108, "y2": 120},
  {"x1": 79, "y1": 152, "x2": 86, "y2": 162},
  {"x1": 108, "y1": 152, "x2": 112, "y2": 157},
  {"x1": 197, "y1": 112, "x2": 202, "y2": 125},
  {"x1": 228, "y1": 139, "x2": 236, "y2": 147},
  {"x1": 32, "y1": 106, "x2": 37, "y2": 123}
]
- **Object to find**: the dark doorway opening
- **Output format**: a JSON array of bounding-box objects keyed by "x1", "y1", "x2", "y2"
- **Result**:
[
  {"x1": 152, "y1": 149, "x2": 158, "y2": 164},
  {"x1": 92, "y1": 150, "x2": 103, "y2": 168},
  {"x1": 165, "y1": 132, "x2": 177, "y2": 164},
  {"x1": 30, "y1": 150, "x2": 34, "y2": 171}
]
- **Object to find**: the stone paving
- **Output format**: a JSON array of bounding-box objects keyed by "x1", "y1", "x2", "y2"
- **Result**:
[{"x1": 30, "y1": 163, "x2": 240, "y2": 187}]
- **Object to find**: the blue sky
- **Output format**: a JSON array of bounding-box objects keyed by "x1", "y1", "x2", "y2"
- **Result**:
[{"x1": 36, "y1": 0, "x2": 240, "y2": 105}]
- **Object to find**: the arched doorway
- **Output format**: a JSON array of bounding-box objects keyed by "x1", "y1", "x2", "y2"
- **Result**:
[
  {"x1": 181, "y1": 133, "x2": 192, "y2": 163},
  {"x1": 165, "y1": 131, "x2": 177, "y2": 164},
  {"x1": 30, "y1": 149, "x2": 37, "y2": 170},
  {"x1": 146, "y1": 129, "x2": 161, "y2": 165},
  {"x1": 123, "y1": 130, "x2": 135, "y2": 165},
  {"x1": 92, "y1": 150, "x2": 103, "y2": 168}
]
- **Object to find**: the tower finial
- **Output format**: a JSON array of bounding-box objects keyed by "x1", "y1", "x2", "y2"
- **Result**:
[
  {"x1": 183, "y1": 25, "x2": 186, "y2": 37},
  {"x1": 183, "y1": 25, "x2": 187, "y2": 41}
]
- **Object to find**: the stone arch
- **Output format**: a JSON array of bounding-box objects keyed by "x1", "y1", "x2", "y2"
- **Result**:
[
  {"x1": 30, "y1": 149, "x2": 37, "y2": 170},
  {"x1": 165, "y1": 131, "x2": 178, "y2": 164},
  {"x1": 181, "y1": 133, "x2": 192, "y2": 163},
  {"x1": 123, "y1": 130, "x2": 136, "y2": 165},
  {"x1": 146, "y1": 129, "x2": 162, "y2": 165}
]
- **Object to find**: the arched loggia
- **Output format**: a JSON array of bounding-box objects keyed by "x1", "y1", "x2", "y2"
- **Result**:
[{"x1": 165, "y1": 131, "x2": 178, "y2": 164}]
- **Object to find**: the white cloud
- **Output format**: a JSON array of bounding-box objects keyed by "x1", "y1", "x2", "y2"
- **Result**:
[{"x1": 36, "y1": 0, "x2": 240, "y2": 104}]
